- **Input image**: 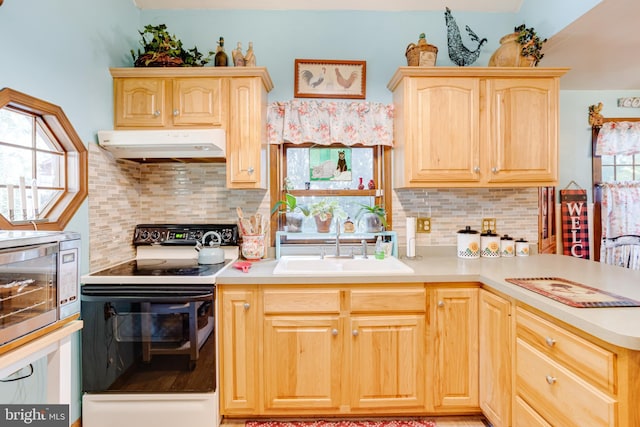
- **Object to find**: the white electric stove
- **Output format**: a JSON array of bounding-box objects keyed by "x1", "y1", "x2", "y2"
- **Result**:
[{"x1": 81, "y1": 223, "x2": 238, "y2": 427}]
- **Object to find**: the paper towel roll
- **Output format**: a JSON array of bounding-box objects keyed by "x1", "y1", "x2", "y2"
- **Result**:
[{"x1": 406, "y1": 217, "x2": 416, "y2": 257}]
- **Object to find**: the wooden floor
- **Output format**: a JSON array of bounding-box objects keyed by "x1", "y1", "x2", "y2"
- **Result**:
[{"x1": 221, "y1": 417, "x2": 489, "y2": 427}]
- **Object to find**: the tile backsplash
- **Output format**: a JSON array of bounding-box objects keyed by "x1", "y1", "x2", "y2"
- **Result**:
[{"x1": 89, "y1": 142, "x2": 539, "y2": 269}]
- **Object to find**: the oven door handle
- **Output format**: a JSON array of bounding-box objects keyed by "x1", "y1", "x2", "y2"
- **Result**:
[{"x1": 80, "y1": 286, "x2": 214, "y2": 302}]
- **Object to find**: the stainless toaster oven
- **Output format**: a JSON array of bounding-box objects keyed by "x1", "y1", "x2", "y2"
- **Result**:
[{"x1": 0, "y1": 230, "x2": 80, "y2": 350}]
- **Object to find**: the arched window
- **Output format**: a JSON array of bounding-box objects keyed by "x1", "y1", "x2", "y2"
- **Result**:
[{"x1": 0, "y1": 88, "x2": 87, "y2": 230}]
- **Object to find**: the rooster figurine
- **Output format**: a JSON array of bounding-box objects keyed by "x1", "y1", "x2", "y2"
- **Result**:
[
  {"x1": 301, "y1": 67, "x2": 326, "y2": 88},
  {"x1": 444, "y1": 7, "x2": 487, "y2": 66}
]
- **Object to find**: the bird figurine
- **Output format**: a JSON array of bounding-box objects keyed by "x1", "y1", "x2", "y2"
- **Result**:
[
  {"x1": 444, "y1": 7, "x2": 487, "y2": 66},
  {"x1": 301, "y1": 67, "x2": 326, "y2": 88}
]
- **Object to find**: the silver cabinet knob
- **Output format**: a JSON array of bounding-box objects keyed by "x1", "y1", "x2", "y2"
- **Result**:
[
  {"x1": 491, "y1": 167, "x2": 499, "y2": 173},
  {"x1": 545, "y1": 375, "x2": 557, "y2": 385},
  {"x1": 331, "y1": 329, "x2": 339, "y2": 336},
  {"x1": 153, "y1": 110, "x2": 161, "y2": 117},
  {"x1": 243, "y1": 302, "x2": 250, "y2": 310},
  {"x1": 473, "y1": 166, "x2": 480, "y2": 173},
  {"x1": 352, "y1": 330, "x2": 359, "y2": 337},
  {"x1": 247, "y1": 167, "x2": 255, "y2": 175},
  {"x1": 545, "y1": 337, "x2": 556, "y2": 347},
  {"x1": 437, "y1": 301, "x2": 445, "y2": 308},
  {"x1": 173, "y1": 109, "x2": 179, "y2": 116}
]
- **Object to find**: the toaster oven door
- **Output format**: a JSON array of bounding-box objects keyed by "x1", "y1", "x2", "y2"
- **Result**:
[{"x1": 0, "y1": 242, "x2": 58, "y2": 348}]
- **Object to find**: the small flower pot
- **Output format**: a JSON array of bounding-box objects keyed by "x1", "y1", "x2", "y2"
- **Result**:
[
  {"x1": 314, "y1": 214, "x2": 333, "y2": 233},
  {"x1": 285, "y1": 212, "x2": 305, "y2": 233}
]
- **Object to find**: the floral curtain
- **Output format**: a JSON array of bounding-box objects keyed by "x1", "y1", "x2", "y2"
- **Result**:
[
  {"x1": 267, "y1": 100, "x2": 394, "y2": 146},
  {"x1": 600, "y1": 181, "x2": 640, "y2": 270},
  {"x1": 595, "y1": 121, "x2": 640, "y2": 155}
]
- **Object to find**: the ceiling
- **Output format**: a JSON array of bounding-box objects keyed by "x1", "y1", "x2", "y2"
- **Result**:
[{"x1": 134, "y1": 0, "x2": 639, "y2": 90}]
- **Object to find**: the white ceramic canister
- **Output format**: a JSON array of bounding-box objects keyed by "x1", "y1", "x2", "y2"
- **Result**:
[
  {"x1": 457, "y1": 226, "x2": 480, "y2": 259},
  {"x1": 515, "y1": 238, "x2": 530, "y2": 256},
  {"x1": 480, "y1": 229, "x2": 500, "y2": 258},
  {"x1": 500, "y1": 234, "x2": 515, "y2": 257}
]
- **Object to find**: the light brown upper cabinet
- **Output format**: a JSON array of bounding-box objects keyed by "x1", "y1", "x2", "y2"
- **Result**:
[
  {"x1": 387, "y1": 67, "x2": 568, "y2": 188},
  {"x1": 109, "y1": 68, "x2": 273, "y2": 189}
]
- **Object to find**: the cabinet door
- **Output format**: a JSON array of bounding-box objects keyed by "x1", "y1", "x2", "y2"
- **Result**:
[
  {"x1": 263, "y1": 316, "x2": 342, "y2": 411},
  {"x1": 485, "y1": 77, "x2": 558, "y2": 184},
  {"x1": 407, "y1": 77, "x2": 480, "y2": 184},
  {"x1": 479, "y1": 289, "x2": 512, "y2": 427},
  {"x1": 114, "y1": 78, "x2": 167, "y2": 128},
  {"x1": 429, "y1": 287, "x2": 479, "y2": 412},
  {"x1": 172, "y1": 78, "x2": 225, "y2": 127},
  {"x1": 219, "y1": 288, "x2": 258, "y2": 414},
  {"x1": 227, "y1": 77, "x2": 265, "y2": 189},
  {"x1": 350, "y1": 315, "x2": 425, "y2": 410}
]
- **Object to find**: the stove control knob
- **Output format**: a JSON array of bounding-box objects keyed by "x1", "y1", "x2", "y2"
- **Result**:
[
  {"x1": 139, "y1": 230, "x2": 150, "y2": 241},
  {"x1": 220, "y1": 229, "x2": 233, "y2": 243},
  {"x1": 150, "y1": 230, "x2": 161, "y2": 242}
]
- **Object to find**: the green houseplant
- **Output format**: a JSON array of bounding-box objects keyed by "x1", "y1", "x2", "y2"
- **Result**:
[
  {"x1": 356, "y1": 203, "x2": 387, "y2": 233},
  {"x1": 271, "y1": 193, "x2": 309, "y2": 233},
  {"x1": 308, "y1": 199, "x2": 346, "y2": 233},
  {"x1": 515, "y1": 24, "x2": 547, "y2": 66},
  {"x1": 130, "y1": 24, "x2": 213, "y2": 67}
]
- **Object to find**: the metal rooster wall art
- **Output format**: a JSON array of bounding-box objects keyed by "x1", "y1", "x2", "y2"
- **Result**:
[{"x1": 444, "y1": 7, "x2": 487, "y2": 66}]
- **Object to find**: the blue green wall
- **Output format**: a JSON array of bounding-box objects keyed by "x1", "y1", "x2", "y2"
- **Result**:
[{"x1": 1, "y1": 0, "x2": 637, "y2": 422}]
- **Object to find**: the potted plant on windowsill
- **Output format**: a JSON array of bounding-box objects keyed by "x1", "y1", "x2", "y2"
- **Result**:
[
  {"x1": 356, "y1": 203, "x2": 387, "y2": 233},
  {"x1": 271, "y1": 193, "x2": 309, "y2": 233},
  {"x1": 309, "y1": 199, "x2": 345, "y2": 233}
]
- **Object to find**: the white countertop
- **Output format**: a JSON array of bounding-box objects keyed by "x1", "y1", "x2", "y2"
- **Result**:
[{"x1": 217, "y1": 249, "x2": 640, "y2": 350}]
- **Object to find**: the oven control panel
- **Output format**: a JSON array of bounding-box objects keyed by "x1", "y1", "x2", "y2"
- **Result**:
[{"x1": 133, "y1": 224, "x2": 239, "y2": 246}]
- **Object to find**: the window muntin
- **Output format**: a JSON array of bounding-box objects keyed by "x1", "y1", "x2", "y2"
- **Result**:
[{"x1": 601, "y1": 154, "x2": 640, "y2": 182}]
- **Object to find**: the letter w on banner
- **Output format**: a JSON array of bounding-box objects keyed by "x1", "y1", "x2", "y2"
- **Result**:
[{"x1": 560, "y1": 185, "x2": 590, "y2": 259}]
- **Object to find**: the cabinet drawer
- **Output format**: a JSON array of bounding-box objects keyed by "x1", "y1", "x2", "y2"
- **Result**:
[
  {"x1": 513, "y1": 396, "x2": 552, "y2": 427},
  {"x1": 263, "y1": 289, "x2": 340, "y2": 314},
  {"x1": 350, "y1": 287, "x2": 426, "y2": 313},
  {"x1": 516, "y1": 307, "x2": 616, "y2": 393},
  {"x1": 516, "y1": 338, "x2": 617, "y2": 427}
]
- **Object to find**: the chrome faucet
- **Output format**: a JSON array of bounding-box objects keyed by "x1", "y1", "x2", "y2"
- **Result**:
[
  {"x1": 335, "y1": 217, "x2": 342, "y2": 257},
  {"x1": 361, "y1": 239, "x2": 368, "y2": 259}
]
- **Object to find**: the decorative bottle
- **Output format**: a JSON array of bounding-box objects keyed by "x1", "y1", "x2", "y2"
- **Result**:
[
  {"x1": 357, "y1": 177, "x2": 365, "y2": 190},
  {"x1": 214, "y1": 37, "x2": 228, "y2": 67}
]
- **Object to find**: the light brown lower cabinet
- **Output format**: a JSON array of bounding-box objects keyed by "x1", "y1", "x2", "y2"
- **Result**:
[
  {"x1": 479, "y1": 289, "x2": 512, "y2": 427},
  {"x1": 219, "y1": 284, "x2": 431, "y2": 416},
  {"x1": 218, "y1": 284, "x2": 640, "y2": 426}
]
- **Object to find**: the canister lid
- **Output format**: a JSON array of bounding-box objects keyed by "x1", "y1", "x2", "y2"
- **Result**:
[
  {"x1": 516, "y1": 238, "x2": 528, "y2": 242},
  {"x1": 458, "y1": 225, "x2": 479, "y2": 234},
  {"x1": 481, "y1": 229, "x2": 498, "y2": 237},
  {"x1": 501, "y1": 234, "x2": 514, "y2": 241}
]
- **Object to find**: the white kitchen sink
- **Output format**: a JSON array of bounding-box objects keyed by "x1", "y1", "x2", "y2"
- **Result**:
[{"x1": 272, "y1": 255, "x2": 414, "y2": 276}]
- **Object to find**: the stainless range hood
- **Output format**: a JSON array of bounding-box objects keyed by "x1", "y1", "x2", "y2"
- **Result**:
[{"x1": 97, "y1": 129, "x2": 226, "y2": 160}]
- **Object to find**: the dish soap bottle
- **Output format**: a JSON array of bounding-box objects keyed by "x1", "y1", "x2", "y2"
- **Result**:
[{"x1": 375, "y1": 235, "x2": 385, "y2": 259}]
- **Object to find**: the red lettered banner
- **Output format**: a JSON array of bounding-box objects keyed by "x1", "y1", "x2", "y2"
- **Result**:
[{"x1": 560, "y1": 188, "x2": 590, "y2": 259}]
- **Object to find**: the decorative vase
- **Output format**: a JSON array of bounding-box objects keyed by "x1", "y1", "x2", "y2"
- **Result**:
[
  {"x1": 285, "y1": 212, "x2": 304, "y2": 233},
  {"x1": 488, "y1": 33, "x2": 535, "y2": 67},
  {"x1": 314, "y1": 214, "x2": 333, "y2": 233}
]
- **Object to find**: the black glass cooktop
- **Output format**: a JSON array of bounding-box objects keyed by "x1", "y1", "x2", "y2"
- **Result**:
[{"x1": 91, "y1": 258, "x2": 231, "y2": 277}]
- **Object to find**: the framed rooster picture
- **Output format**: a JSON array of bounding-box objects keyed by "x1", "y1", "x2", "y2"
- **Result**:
[{"x1": 294, "y1": 59, "x2": 366, "y2": 99}]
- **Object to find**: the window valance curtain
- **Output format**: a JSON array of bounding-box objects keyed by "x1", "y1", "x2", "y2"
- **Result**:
[
  {"x1": 267, "y1": 100, "x2": 394, "y2": 146},
  {"x1": 595, "y1": 121, "x2": 640, "y2": 155}
]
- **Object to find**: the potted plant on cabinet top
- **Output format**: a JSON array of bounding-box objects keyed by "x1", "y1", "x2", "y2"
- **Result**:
[
  {"x1": 488, "y1": 24, "x2": 547, "y2": 67},
  {"x1": 271, "y1": 193, "x2": 309, "y2": 233},
  {"x1": 130, "y1": 24, "x2": 213, "y2": 67},
  {"x1": 356, "y1": 203, "x2": 387, "y2": 233},
  {"x1": 309, "y1": 199, "x2": 345, "y2": 233}
]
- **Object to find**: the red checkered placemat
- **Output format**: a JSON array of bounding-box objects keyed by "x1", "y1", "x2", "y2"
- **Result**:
[{"x1": 506, "y1": 277, "x2": 640, "y2": 308}]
